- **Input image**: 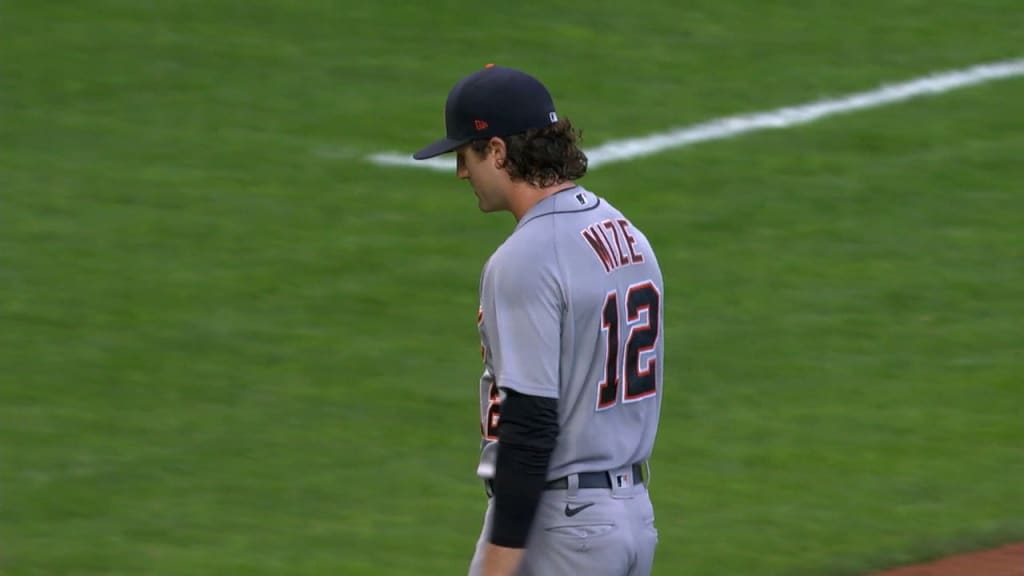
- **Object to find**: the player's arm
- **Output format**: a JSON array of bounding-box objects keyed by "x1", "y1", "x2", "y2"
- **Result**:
[
  {"x1": 484, "y1": 388, "x2": 559, "y2": 576},
  {"x1": 482, "y1": 238, "x2": 563, "y2": 574}
]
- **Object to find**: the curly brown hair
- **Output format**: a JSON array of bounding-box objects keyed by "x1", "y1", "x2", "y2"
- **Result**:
[{"x1": 471, "y1": 118, "x2": 588, "y2": 187}]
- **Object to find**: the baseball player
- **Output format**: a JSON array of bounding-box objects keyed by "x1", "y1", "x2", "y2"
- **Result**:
[{"x1": 414, "y1": 64, "x2": 664, "y2": 576}]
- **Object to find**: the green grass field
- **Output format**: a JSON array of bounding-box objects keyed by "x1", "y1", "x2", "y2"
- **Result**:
[{"x1": 2, "y1": 2, "x2": 1023, "y2": 575}]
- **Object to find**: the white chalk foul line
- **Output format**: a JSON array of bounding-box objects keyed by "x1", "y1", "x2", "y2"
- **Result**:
[{"x1": 367, "y1": 57, "x2": 1024, "y2": 172}]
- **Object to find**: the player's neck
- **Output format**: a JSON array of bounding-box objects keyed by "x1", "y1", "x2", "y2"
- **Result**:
[{"x1": 508, "y1": 180, "x2": 576, "y2": 221}]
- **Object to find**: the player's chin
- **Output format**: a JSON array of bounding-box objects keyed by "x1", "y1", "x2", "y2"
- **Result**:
[
  {"x1": 473, "y1": 188, "x2": 504, "y2": 213},
  {"x1": 476, "y1": 197, "x2": 499, "y2": 213}
]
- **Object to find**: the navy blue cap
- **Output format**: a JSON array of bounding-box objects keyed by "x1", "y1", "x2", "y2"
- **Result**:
[{"x1": 413, "y1": 65, "x2": 559, "y2": 160}]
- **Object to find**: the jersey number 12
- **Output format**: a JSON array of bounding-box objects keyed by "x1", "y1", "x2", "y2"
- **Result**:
[{"x1": 597, "y1": 281, "x2": 661, "y2": 410}]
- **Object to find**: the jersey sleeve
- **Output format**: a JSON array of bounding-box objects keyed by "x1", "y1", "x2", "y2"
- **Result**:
[{"x1": 484, "y1": 241, "x2": 563, "y2": 399}]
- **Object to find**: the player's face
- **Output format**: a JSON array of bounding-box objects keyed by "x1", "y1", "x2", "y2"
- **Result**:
[{"x1": 456, "y1": 142, "x2": 509, "y2": 213}]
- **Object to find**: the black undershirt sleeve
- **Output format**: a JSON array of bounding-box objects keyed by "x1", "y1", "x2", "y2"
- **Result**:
[{"x1": 489, "y1": 388, "x2": 559, "y2": 548}]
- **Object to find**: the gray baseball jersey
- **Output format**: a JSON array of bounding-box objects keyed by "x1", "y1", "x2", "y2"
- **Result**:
[{"x1": 476, "y1": 186, "x2": 663, "y2": 482}]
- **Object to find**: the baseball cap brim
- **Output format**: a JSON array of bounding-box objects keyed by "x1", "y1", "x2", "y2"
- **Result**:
[{"x1": 413, "y1": 136, "x2": 469, "y2": 160}]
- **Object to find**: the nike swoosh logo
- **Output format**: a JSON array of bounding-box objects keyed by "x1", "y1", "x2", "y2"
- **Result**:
[{"x1": 564, "y1": 502, "x2": 596, "y2": 517}]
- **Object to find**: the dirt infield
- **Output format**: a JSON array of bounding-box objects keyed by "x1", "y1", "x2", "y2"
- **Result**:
[{"x1": 870, "y1": 543, "x2": 1024, "y2": 576}]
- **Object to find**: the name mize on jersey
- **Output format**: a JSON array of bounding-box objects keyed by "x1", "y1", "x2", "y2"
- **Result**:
[{"x1": 581, "y1": 218, "x2": 645, "y2": 273}]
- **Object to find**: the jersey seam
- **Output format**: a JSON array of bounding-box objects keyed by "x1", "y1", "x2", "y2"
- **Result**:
[{"x1": 550, "y1": 203, "x2": 570, "y2": 406}]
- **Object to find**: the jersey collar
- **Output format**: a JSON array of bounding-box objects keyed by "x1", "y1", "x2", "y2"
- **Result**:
[{"x1": 515, "y1": 185, "x2": 592, "y2": 230}]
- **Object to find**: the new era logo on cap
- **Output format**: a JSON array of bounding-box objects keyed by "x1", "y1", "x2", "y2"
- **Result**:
[{"x1": 474, "y1": 119, "x2": 489, "y2": 131}]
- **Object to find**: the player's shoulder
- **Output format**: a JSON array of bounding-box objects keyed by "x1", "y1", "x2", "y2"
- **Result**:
[
  {"x1": 482, "y1": 227, "x2": 561, "y2": 301},
  {"x1": 490, "y1": 223, "x2": 555, "y2": 271},
  {"x1": 485, "y1": 201, "x2": 575, "y2": 282}
]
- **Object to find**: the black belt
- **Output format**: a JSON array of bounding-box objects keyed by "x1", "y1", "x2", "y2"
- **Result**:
[
  {"x1": 545, "y1": 463, "x2": 645, "y2": 490},
  {"x1": 486, "y1": 463, "x2": 645, "y2": 496}
]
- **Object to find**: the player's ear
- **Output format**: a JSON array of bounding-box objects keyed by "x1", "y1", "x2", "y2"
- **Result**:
[{"x1": 488, "y1": 137, "x2": 507, "y2": 168}]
